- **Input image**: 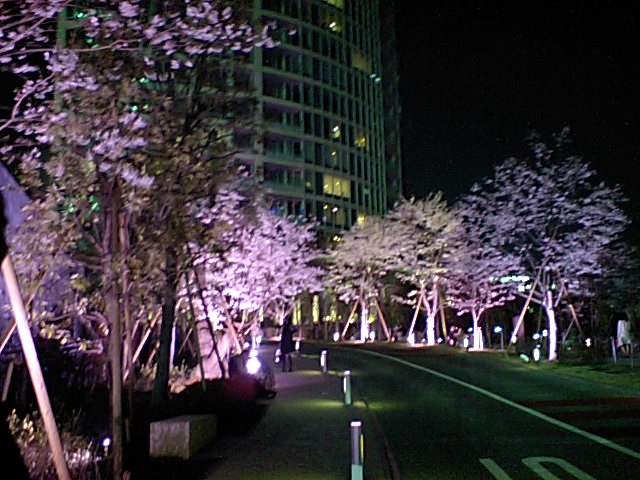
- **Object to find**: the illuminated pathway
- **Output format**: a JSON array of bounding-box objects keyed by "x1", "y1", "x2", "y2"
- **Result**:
[{"x1": 314, "y1": 344, "x2": 640, "y2": 479}]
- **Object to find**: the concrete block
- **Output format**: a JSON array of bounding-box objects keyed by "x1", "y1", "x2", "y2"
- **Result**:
[{"x1": 149, "y1": 414, "x2": 217, "y2": 459}]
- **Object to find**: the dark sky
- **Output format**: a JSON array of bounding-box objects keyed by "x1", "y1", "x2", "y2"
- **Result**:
[{"x1": 395, "y1": 1, "x2": 640, "y2": 240}]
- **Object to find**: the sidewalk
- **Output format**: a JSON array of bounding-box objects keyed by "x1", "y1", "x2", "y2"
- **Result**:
[{"x1": 150, "y1": 343, "x2": 393, "y2": 480}]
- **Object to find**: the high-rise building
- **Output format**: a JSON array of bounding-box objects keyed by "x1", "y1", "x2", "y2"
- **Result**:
[{"x1": 235, "y1": 0, "x2": 402, "y2": 237}]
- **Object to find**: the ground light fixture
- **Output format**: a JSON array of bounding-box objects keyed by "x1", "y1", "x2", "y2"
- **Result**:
[
  {"x1": 274, "y1": 347, "x2": 281, "y2": 364},
  {"x1": 333, "y1": 331, "x2": 340, "y2": 342},
  {"x1": 320, "y1": 350, "x2": 328, "y2": 374},
  {"x1": 532, "y1": 345, "x2": 541, "y2": 363},
  {"x1": 101, "y1": 437, "x2": 111, "y2": 457},
  {"x1": 407, "y1": 332, "x2": 415, "y2": 345},
  {"x1": 295, "y1": 339, "x2": 301, "y2": 353},
  {"x1": 494, "y1": 325, "x2": 504, "y2": 350},
  {"x1": 246, "y1": 349, "x2": 261, "y2": 375},
  {"x1": 368, "y1": 331, "x2": 376, "y2": 341},
  {"x1": 343, "y1": 370, "x2": 352, "y2": 406},
  {"x1": 350, "y1": 420, "x2": 364, "y2": 480}
]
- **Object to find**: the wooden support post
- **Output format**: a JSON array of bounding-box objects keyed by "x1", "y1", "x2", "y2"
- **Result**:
[
  {"x1": 2, "y1": 358, "x2": 15, "y2": 402},
  {"x1": 439, "y1": 291, "x2": 448, "y2": 339},
  {"x1": 2, "y1": 256, "x2": 71, "y2": 480},
  {"x1": 342, "y1": 300, "x2": 359, "y2": 339},
  {"x1": 124, "y1": 311, "x2": 161, "y2": 381},
  {"x1": 407, "y1": 290, "x2": 424, "y2": 340},
  {"x1": 374, "y1": 298, "x2": 391, "y2": 341},
  {"x1": 509, "y1": 273, "x2": 540, "y2": 348},
  {"x1": 0, "y1": 319, "x2": 16, "y2": 356}
]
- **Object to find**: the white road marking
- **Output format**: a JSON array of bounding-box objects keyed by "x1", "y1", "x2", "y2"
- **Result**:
[
  {"x1": 353, "y1": 348, "x2": 640, "y2": 461},
  {"x1": 480, "y1": 457, "x2": 596, "y2": 479},
  {"x1": 479, "y1": 458, "x2": 512, "y2": 479},
  {"x1": 522, "y1": 457, "x2": 596, "y2": 480}
]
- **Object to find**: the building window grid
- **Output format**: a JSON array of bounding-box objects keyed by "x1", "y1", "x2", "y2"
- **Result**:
[{"x1": 255, "y1": 0, "x2": 386, "y2": 219}]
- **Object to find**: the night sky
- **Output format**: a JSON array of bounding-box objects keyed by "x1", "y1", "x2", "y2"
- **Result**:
[{"x1": 395, "y1": 1, "x2": 640, "y2": 241}]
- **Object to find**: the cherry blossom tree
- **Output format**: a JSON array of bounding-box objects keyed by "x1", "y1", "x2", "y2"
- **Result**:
[
  {"x1": 178, "y1": 190, "x2": 324, "y2": 382},
  {"x1": 325, "y1": 216, "x2": 399, "y2": 341},
  {"x1": 2, "y1": 2, "x2": 275, "y2": 477},
  {"x1": 446, "y1": 199, "x2": 518, "y2": 350},
  {"x1": 467, "y1": 129, "x2": 629, "y2": 361},
  {"x1": 385, "y1": 194, "x2": 460, "y2": 345}
]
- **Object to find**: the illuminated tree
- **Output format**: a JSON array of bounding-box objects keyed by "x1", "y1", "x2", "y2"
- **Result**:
[
  {"x1": 467, "y1": 129, "x2": 629, "y2": 361},
  {"x1": 176, "y1": 190, "x2": 323, "y2": 382},
  {"x1": 446, "y1": 198, "x2": 518, "y2": 350},
  {"x1": 2, "y1": 2, "x2": 274, "y2": 477},
  {"x1": 325, "y1": 216, "x2": 399, "y2": 341},
  {"x1": 385, "y1": 194, "x2": 460, "y2": 345}
]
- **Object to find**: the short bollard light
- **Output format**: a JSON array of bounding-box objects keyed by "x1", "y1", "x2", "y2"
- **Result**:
[
  {"x1": 295, "y1": 339, "x2": 301, "y2": 355},
  {"x1": 532, "y1": 345, "x2": 541, "y2": 363},
  {"x1": 320, "y1": 350, "x2": 328, "y2": 374},
  {"x1": 343, "y1": 370, "x2": 352, "y2": 405},
  {"x1": 493, "y1": 325, "x2": 504, "y2": 350},
  {"x1": 350, "y1": 420, "x2": 364, "y2": 480},
  {"x1": 246, "y1": 348, "x2": 261, "y2": 375},
  {"x1": 333, "y1": 331, "x2": 340, "y2": 342},
  {"x1": 101, "y1": 437, "x2": 111, "y2": 457}
]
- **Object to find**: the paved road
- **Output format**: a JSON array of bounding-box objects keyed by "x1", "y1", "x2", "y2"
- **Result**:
[{"x1": 306, "y1": 343, "x2": 640, "y2": 479}]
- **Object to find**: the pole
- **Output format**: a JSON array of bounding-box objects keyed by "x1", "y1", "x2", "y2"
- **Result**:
[
  {"x1": 350, "y1": 420, "x2": 364, "y2": 480},
  {"x1": 2, "y1": 256, "x2": 71, "y2": 480},
  {"x1": 343, "y1": 370, "x2": 352, "y2": 406},
  {"x1": 610, "y1": 337, "x2": 617, "y2": 364},
  {"x1": 320, "y1": 350, "x2": 328, "y2": 374}
]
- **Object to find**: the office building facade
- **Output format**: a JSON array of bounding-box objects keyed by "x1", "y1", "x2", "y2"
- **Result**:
[{"x1": 235, "y1": 0, "x2": 402, "y2": 237}]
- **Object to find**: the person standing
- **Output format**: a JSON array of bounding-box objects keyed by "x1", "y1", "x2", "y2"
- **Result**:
[
  {"x1": 617, "y1": 318, "x2": 633, "y2": 357},
  {"x1": 279, "y1": 318, "x2": 295, "y2": 372}
]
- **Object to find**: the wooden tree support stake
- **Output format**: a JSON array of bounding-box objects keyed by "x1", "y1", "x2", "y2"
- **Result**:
[{"x1": 2, "y1": 255, "x2": 71, "y2": 480}]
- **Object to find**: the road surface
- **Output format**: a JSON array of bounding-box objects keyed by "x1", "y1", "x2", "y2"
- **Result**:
[{"x1": 306, "y1": 343, "x2": 640, "y2": 479}]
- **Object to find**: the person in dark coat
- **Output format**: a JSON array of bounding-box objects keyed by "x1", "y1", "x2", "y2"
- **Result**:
[{"x1": 279, "y1": 318, "x2": 295, "y2": 372}]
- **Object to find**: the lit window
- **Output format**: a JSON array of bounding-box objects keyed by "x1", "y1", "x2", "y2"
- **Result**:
[
  {"x1": 357, "y1": 212, "x2": 366, "y2": 224},
  {"x1": 323, "y1": 174, "x2": 351, "y2": 199},
  {"x1": 331, "y1": 125, "x2": 341, "y2": 139},
  {"x1": 325, "y1": 0, "x2": 344, "y2": 9},
  {"x1": 354, "y1": 134, "x2": 367, "y2": 149}
]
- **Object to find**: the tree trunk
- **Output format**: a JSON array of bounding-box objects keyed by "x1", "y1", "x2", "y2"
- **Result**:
[
  {"x1": 106, "y1": 277, "x2": 123, "y2": 480},
  {"x1": 423, "y1": 286, "x2": 437, "y2": 346},
  {"x1": 118, "y1": 212, "x2": 135, "y2": 445},
  {"x1": 472, "y1": 311, "x2": 484, "y2": 350},
  {"x1": 407, "y1": 286, "x2": 425, "y2": 342},
  {"x1": 359, "y1": 297, "x2": 369, "y2": 342},
  {"x1": 544, "y1": 290, "x2": 558, "y2": 361},
  {"x1": 105, "y1": 183, "x2": 123, "y2": 480},
  {"x1": 151, "y1": 249, "x2": 177, "y2": 414}
]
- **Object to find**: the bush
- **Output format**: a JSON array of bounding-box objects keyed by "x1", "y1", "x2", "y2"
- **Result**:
[{"x1": 7, "y1": 409, "x2": 102, "y2": 480}]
